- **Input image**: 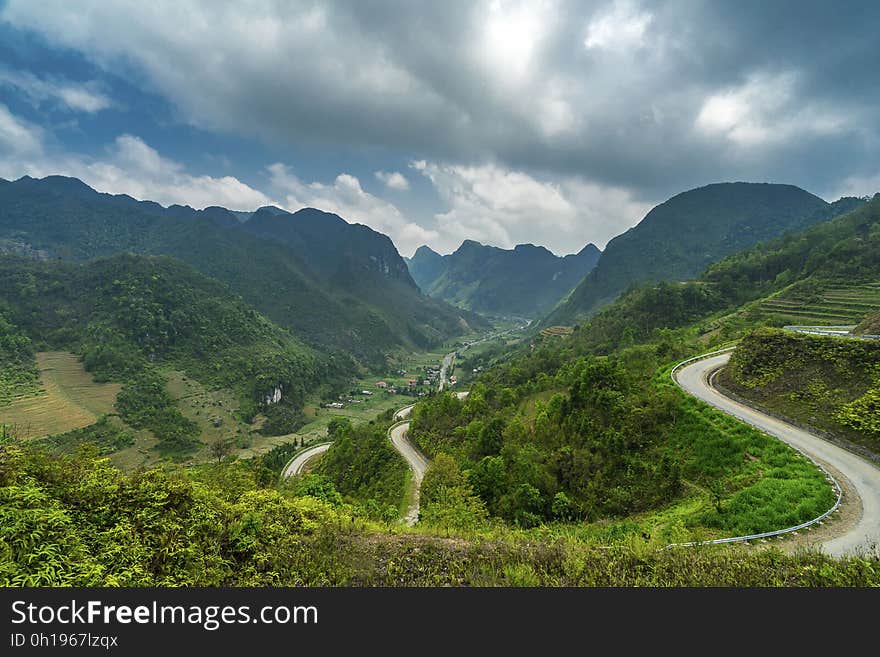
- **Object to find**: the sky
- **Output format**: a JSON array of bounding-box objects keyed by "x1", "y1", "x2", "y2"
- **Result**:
[{"x1": 0, "y1": 1, "x2": 878, "y2": 257}]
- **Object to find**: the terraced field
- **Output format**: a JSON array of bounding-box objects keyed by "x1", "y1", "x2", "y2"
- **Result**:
[
  {"x1": 759, "y1": 282, "x2": 880, "y2": 325},
  {"x1": 0, "y1": 352, "x2": 121, "y2": 439}
]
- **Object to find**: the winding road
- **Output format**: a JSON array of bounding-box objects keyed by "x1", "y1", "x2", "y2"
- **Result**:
[
  {"x1": 674, "y1": 352, "x2": 880, "y2": 557},
  {"x1": 283, "y1": 441, "x2": 331, "y2": 478},
  {"x1": 284, "y1": 340, "x2": 475, "y2": 526}
]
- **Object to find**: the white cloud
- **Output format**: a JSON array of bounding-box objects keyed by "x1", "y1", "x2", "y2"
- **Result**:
[
  {"x1": 374, "y1": 170, "x2": 410, "y2": 190},
  {"x1": 584, "y1": 1, "x2": 652, "y2": 51},
  {"x1": 0, "y1": 69, "x2": 112, "y2": 113},
  {"x1": 695, "y1": 71, "x2": 850, "y2": 147},
  {"x1": 2, "y1": 0, "x2": 878, "y2": 205},
  {"x1": 0, "y1": 103, "x2": 43, "y2": 155},
  {"x1": 0, "y1": 107, "x2": 272, "y2": 210},
  {"x1": 76, "y1": 135, "x2": 275, "y2": 210},
  {"x1": 268, "y1": 163, "x2": 437, "y2": 256},
  {"x1": 412, "y1": 161, "x2": 650, "y2": 254},
  {"x1": 832, "y1": 171, "x2": 880, "y2": 200}
]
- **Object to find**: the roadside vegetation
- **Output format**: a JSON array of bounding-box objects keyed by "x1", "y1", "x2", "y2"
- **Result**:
[
  {"x1": 720, "y1": 328, "x2": 880, "y2": 455},
  {"x1": 2, "y1": 441, "x2": 876, "y2": 587}
]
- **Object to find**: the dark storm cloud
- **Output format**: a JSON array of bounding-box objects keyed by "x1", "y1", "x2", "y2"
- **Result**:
[{"x1": 2, "y1": 0, "x2": 878, "y2": 253}]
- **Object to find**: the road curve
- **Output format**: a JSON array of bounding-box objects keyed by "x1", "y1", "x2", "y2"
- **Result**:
[
  {"x1": 390, "y1": 421, "x2": 430, "y2": 525},
  {"x1": 675, "y1": 352, "x2": 880, "y2": 557},
  {"x1": 392, "y1": 390, "x2": 470, "y2": 525},
  {"x1": 283, "y1": 442, "x2": 331, "y2": 478},
  {"x1": 285, "y1": 392, "x2": 470, "y2": 526}
]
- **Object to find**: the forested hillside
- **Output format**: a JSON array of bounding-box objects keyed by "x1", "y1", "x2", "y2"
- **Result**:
[
  {"x1": 407, "y1": 196, "x2": 880, "y2": 536},
  {"x1": 556, "y1": 194, "x2": 880, "y2": 355},
  {"x1": 3, "y1": 441, "x2": 877, "y2": 586},
  {"x1": 0, "y1": 176, "x2": 480, "y2": 366},
  {"x1": 0, "y1": 253, "x2": 327, "y2": 450},
  {"x1": 719, "y1": 328, "x2": 880, "y2": 456},
  {"x1": 545, "y1": 183, "x2": 863, "y2": 326}
]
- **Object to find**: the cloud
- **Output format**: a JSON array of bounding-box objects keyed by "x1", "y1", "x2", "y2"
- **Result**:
[
  {"x1": 80, "y1": 135, "x2": 275, "y2": 210},
  {"x1": 695, "y1": 71, "x2": 850, "y2": 148},
  {"x1": 412, "y1": 161, "x2": 650, "y2": 254},
  {"x1": 2, "y1": 1, "x2": 879, "y2": 248},
  {"x1": 374, "y1": 170, "x2": 410, "y2": 190},
  {"x1": 268, "y1": 163, "x2": 437, "y2": 256},
  {"x1": 0, "y1": 107, "x2": 272, "y2": 210},
  {"x1": 584, "y1": 1, "x2": 652, "y2": 51},
  {"x1": 832, "y1": 171, "x2": 880, "y2": 200},
  {"x1": 0, "y1": 68, "x2": 112, "y2": 113},
  {"x1": 0, "y1": 103, "x2": 43, "y2": 155},
  {"x1": 5, "y1": 0, "x2": 876, "y2": 204}
]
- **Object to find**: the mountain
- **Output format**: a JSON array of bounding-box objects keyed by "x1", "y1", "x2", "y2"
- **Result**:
[
  {"x1": 237, "y1": 206, "x2": 479, "y2": 346},
  {"x1": 0, "y1": 252, "x2": 328, "y2": 448},
  {"x1": 406, "y1": 245, "x2": 446, "y2": 291},
  {"x1": 557, "y1": 193, "x2": 877, "y2": 355},
  {"x1": 544, "y1": 182, "x2": 858, "y2": 326},
  {"x1": 0, "y1": 176, "x2": 483, "y2": 365},
  {"x1": 244, "y1": 206, "x2": 414, "y2": 286},
  {"x1": 406, "y1": 240, "x2": 601, "y2": 318}
]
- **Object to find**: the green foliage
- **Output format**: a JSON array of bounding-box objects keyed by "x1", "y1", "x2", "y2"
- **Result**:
[
  {"x1": 0, "y1": 310, "x2": 40, "y2": 404},
  {"x1": 410, "y1": 354, "x2": 689, "y2": 526},
  {"x1": 37, "y1": 416, "x2": 134, "y2": 456},
  {"x1": 548, "y1": 182, "x2": 847, "y2": 324},
  {"x1": 724, "y1": 328, "x2": 880, "y2": 452},
  {"x1": 1, "y1": 441, "x2": 877, "y2": 587},
  {"x1": 419, "y1": 453, "x2": 488, "y2": 533},
  {"x1": 287, "y1": 473, "x2": 344, "y2": 507},
  {"x1": 315, "y1": 421, "x2": 408, "y2": 510},
  {"x1": 115, "y1": 370, "x2": 200, "y2": 454},
  {"x1": 259, "y1": 441, "x2": 301, "y2": 475},
  {"x1": 837, "y1": 386, "x2": 880, "y2": 438}
]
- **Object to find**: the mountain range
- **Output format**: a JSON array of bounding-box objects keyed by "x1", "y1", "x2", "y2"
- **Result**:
[
  {"x1": 406, "y1": 240, "x2": 601, "y2": 318},
  {"x1": 0, "y1": 175, "x2": 485, "y2": 366}
]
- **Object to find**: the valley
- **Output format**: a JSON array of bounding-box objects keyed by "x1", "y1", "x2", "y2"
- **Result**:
[
  {"x1": 3, "y1": 176, "x2": 880, "y2": 588},
  {"x1": 5, "y1": 3, "x2": 880, "y2": 640}
]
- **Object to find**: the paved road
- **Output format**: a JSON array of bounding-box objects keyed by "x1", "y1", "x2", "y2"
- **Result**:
[
  {"x1": 283, "y1": 442, "x2": 331, "y2": 478},
  {"x1": 394, "y1": 403, "x2": 415, "y2": 421},
  {"x1": 390, "y1": 421, "x2": 431, "y2": 525},
  {"x1": 675, "y1": 352, "x2": 880, "y2": 557},
  {"x1": 438, "y1": 323, "x2": 529, "y2": 391},
  {"x1": 438, "y1": 351, "x2": 456, "y2": 391},
  {"x1": 392, "y1": 391, "x2": 470, "y2": 525}
]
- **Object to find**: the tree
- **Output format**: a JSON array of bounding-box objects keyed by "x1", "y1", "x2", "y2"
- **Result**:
[
  {"x1": 327, "y1": 417, "x2": 352, "y2": 440},
  {"x1": 420, "y1": 485, "x2": 488, "y2": 535},
  {"x1": 210, "y1": 437, "x2": 233, "y2": 464}
]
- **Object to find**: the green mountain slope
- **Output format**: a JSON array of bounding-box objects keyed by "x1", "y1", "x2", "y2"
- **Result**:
[
  {"x1": 0, "y1": 253, "x2": 326, "y2": 399},
  {"x1": 545, "y1": 182, "x2": 858, "y2": 326},
  {"x1": 242, "y1": 206, "x2": 486, "y2": 350},
  {"x1": 406, "y1": 240, "x2": 601, "y2": 318},
  {"x1": 560, "y1": 194, "x2": 877, "y2": 355},
  {"x1": 403, "y1": 195, "x2": 880, "y2": 535},
  {"x1": 406, "y1": 245, "x2": 446, "y2": 290},
  {"x1": 0, "y1": 176, "x2": 480, "y2": 365},
  {"x1": 0, "y1": 252, "x2": 331, "y2": 450}
]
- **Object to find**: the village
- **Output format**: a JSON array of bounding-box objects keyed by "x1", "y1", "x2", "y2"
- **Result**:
[{"x1": 322, "y1": 363, "x2": 457, "y2": 410}]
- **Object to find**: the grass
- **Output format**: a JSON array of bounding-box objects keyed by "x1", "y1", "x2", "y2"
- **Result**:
[{"x1": 0, "y1": 352, "x2": 121, "y2": 439}]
